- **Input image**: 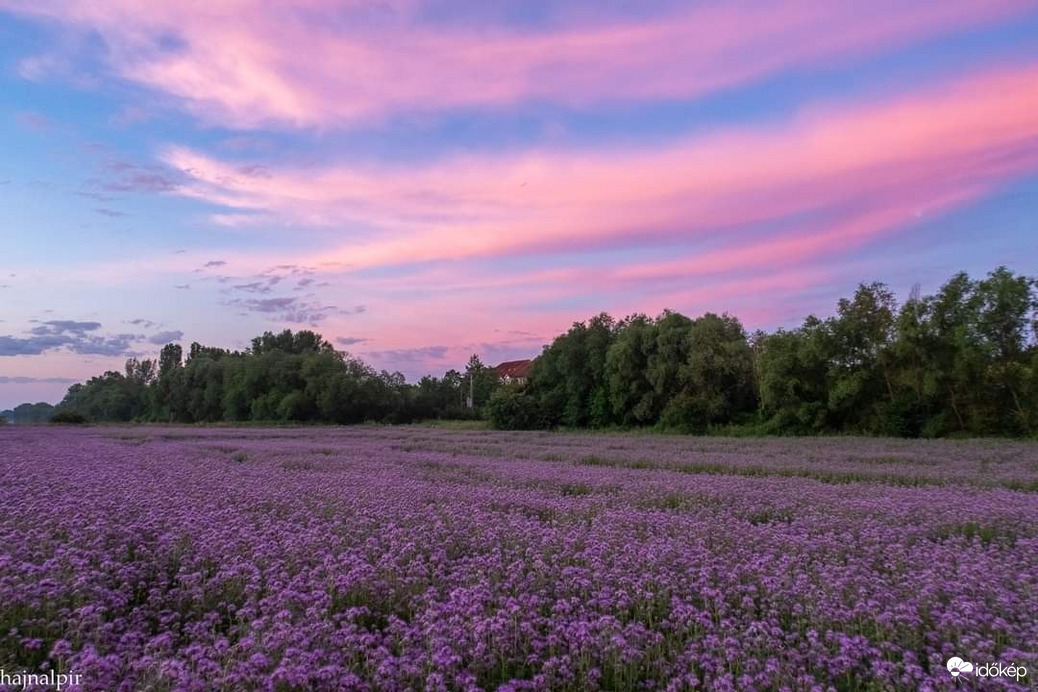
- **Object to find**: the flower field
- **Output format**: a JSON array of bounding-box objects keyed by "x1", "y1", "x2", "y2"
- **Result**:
[{"x1": 1, "y1": 426, "x2": 1035, "y2": 691}]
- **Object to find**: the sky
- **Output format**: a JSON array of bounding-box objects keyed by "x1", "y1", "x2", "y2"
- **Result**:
[{"x1": 1, "y1": 0, "x2": 1037, "y2": 408}]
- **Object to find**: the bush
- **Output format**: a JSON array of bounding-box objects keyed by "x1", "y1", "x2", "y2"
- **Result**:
[
  {"x1": 50, "y1": 410, "x2": 88, "y2": 425},
  {"x1": 488, "y1": 389, "x2": 549, "y2": 430}
]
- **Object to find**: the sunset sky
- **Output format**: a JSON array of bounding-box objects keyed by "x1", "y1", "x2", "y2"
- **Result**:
[{"x1": 1, "y1": 0, "x2": 1037, "y2": 407}]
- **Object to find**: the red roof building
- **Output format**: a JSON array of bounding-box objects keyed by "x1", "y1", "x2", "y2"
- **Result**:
[{"x1": 493, "y1": 359, "x2": 534, "y2": 383}]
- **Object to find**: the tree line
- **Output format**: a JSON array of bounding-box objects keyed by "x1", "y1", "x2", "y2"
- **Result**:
[
  {"x1": 2, "y1": 265, "x2": 1034, "y2": 437},
  {"x1": 0, "y1": 401, "x2": 56, "y2": 425},
  {"x1": 488, "y1": 266, "x2": 1037, "y2": 437},
  {"x1": 26, "y1": 331, "x2": 503, "y2": 425}
]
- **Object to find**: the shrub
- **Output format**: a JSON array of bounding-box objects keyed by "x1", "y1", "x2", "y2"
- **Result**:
[
  {"x1": 488, "y1": 389, "x2": 548, "y2": 430},
  {"x1": 50, "y1": 410, "x2": 88, "y2": 425}
]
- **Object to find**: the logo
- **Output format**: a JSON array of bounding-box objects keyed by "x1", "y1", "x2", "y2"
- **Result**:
[
  {"x1": 946, "y1": 656, "x2": 1027, "y2": 683},
  {"x1": 946, "y1": 657, "x2": 973, "y2": 677}
]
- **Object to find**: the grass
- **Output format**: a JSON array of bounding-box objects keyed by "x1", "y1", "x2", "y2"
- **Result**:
[{"x1": 416, "y1": 419, "x2": 491, "y2": 431}]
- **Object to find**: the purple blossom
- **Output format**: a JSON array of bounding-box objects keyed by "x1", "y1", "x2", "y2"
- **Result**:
[{"x1": 0, "y1": 426, "x2": 1034, "y2": 690}]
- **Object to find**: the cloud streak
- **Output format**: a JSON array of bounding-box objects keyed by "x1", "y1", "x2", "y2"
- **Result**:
[
  {"x1": 3, "y1": 0, "x2": 1031, "y2": 128},
  {"x1": 159, "y1": 64, "x2": 1038, "y2": 278},
  {"x1": 0, "y1": 376, "x2": 77, "y2": 384}
]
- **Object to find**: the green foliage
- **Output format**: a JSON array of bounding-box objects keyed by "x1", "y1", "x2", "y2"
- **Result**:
[
  {"x1": 49, "y1": 410, "x2": 87, "y2": 424},
  {"x1": 517, "y1": 310, "x2": 757, "y2": 432},
  {"x1": 464, "y1": 354, "x2": 503, "y2": 415},
  {"x1": 501, "y1": 265, "x2": 1037, "y2": 438},
  {"x1": 50, "y1": 329, "x2": 479, "y2": 426},
  {"x1": 29, "y1": 266, "x2": 1038, "y2": 438},
  {"x1": 57, "y1": 359, "x2": 154, "y2": 422},
  {"x1": 2, "y1": 402, "x2": 55, "y2": 424},
  {"x1": 527, "y1": 312, "x2": 616, "y2": 428},
  {"x1": 756, "y1": 266, "x2": 1037, "y2": 438},
  {"x1": 487, "y1": 388, "x2": 548, "y2": 430}
]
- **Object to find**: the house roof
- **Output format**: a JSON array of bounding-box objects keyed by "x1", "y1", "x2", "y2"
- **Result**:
[{"x1": 493, "y1": 359, "x2": 534, "y2": 379}]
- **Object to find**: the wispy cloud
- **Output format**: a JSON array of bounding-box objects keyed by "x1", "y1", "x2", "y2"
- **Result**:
[
  {"x1": 1, "y1": 320, "x2": 143, "y2": 357},
  {"x1": 158, "y1": 65, "x2": 1038, "y2": 277},
  {"x1": 5, "y1": 0, "x2": 1030, "y2": 128},
  {"x1": 148, "y1": 330, "x2": 184, "y2": 344},
  {"x1": 29, "y1": 320, "x2": 102, "y2": 336},
  {"x1": 364, "y1": 345, "x2": 450, "y2": 362},
  {"x1": 225, "y1": 296, "x2": 359, "y2": 325},
  {"x1": 0, "y1": 376, "x2": 78, "y2": 384}
]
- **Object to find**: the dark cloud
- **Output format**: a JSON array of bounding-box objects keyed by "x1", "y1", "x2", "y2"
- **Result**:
[
  {"x1": 94, "y1": 159, "x2": 183, "y2": 194},
  {"x1": 237, "y1": 164, "x2": 272, "y2": 178},
  {"x1": 204, "y1": 260, "x2": 227, "y2": 268},
  {"x1": 0, "y1": 321, "x2": 140, "y2": 357},
  {"x1": 335, "y1": 336, "x2": 369, "y2": 346},
  {"x1": 229, "y1": 274, "x2": 286, "y2": 294},
  {"x1": 0, "y1": 334, "x2": 71, "y2": 356},
  {"x1": 0, "y1": 376, "x2": 77, "y2": 384},
  {"x1": 494, "y1": 328, "x2": 538, "y2": 337},
  {"x1": 218, "y1": 266, "x2": 351, "y2": 324},
  {"x1": 226, "y1": 296, "x2": 349, "y2": 325},
  {"x1": 232, "y1": 280, "x2": 275, "y2": 294},
  {"x1": 262, "y1": 264, "x2": 315, "y2": 277},
  {"x1": 104, "y1": 169, "x2": 179, "y2": 193},
  {"x1": 231, "y1": 297, "x2": 298, "y2": 313},
  {"x1": 473, "y1": 340, "x2": 543, "y2": 364},
  {"x1": 148, "y1": 330, "x2": 184, "y2": 345},
  {"x1": 94, "y1": 207, "x2": 125, "y2": 217},
  {"x1": 77, "y1": 190, "x2": 116, "y2": 202},
  {"x1": 364, "y1": 345, "x2": 449, "y2": 362},
  {"x1": 128, "y1": 318, "x2": 157, "y2": 328},
  {"x1": 174, "y1": 284, "x2": 191, "y2": 290},
  {"x1": 29, "y1": 320, "x2": 102, "y2": 336},
  {"x1": 69, "y1": 333, "x2": 141, "y2": 356}
]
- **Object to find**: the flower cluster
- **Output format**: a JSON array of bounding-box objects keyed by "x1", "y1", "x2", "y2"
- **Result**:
[{"x1": 0, "y1": 426, "x2": 1034, "y2": 690}]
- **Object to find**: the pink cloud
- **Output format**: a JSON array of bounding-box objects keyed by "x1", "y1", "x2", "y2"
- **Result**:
[
  {"x1": 153, "y1": 64, "x2": 1038, "y2": 277},
  {"x1": 25, "y1": 61, "x2": 1038, "y2": 351},
  {"x1": 1, "y1": 0, "x2": 1032, "y2": 128}
]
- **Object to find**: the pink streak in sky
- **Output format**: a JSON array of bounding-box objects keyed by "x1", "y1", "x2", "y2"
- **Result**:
[{"x1": 1, "y1": 0, "x2": 1032, "y2": 127}]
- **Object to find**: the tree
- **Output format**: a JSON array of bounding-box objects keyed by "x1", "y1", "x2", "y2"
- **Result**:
[
  {"x1": 487, "y1": 388, "x2": 546, "y2": 430},
  {"x1": 758, "y1": 317, "x2": 832, "y2": 434},
  {"x1": 826, "y1": 283, "x2": 897, "y2": 432},
  {"x1": 155, "y1": 343, "x2": 185, "y2": 422},
  {"x1": 44, "y1": 266, "x2": 1038, "y2": 437},
  {"x1": 662, "y1": 312, "x2": 755, "y2": 431},
  {"x1": 464, "y1": 354, "x2": 501, "y2": 413},
  {"x1": 7, "y1": 402, "x2": 56, "y2": 424},
  {"x1": 529, "y1": 313, "x2": 616, "y2": 428},
  {"x1": 646, "y1": 310, "x2": 694, "y2": 417},
  {"x1": 605, "y1": 314, "x2": 657, "y2": 425}
]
